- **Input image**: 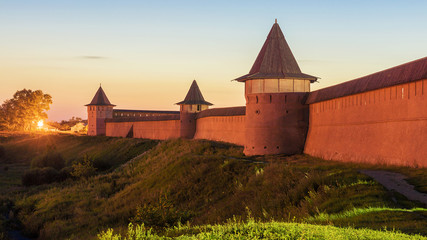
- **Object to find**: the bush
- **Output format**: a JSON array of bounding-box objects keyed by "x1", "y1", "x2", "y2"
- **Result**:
[
  {"x1": 0, "y1": 232, "x2": 8, "y2": 240},
  {"x1": 31, "y1": 146, "x2": 65, "y2": 170},
  {"x1": 131, "y1": 194, "x2": 193, "y2": 229},
  {"x1": 0, "y1": 145, "x2": 5, "y2": 159},
  {"x1": 58, "y1": 166, "x2": 73, "y2": 181},
  {"x1": 93, "y1": 158, "x2": 111, "y2": 171},
  {"x1": 22, "y1": 167, "x2": 60, "y2": 186},
  {"x1": 71, "y1": 155, "x2": 97, "y2": 179}
]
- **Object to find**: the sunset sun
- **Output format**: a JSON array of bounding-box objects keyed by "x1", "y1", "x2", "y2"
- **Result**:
[{"x1": 37, "y1": 120, "x2": 43, "y2": 128}]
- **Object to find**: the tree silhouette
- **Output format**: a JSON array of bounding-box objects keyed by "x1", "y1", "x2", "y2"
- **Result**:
[{"x1": 0, "y1": 89, "x2": 52, "y2": 131}]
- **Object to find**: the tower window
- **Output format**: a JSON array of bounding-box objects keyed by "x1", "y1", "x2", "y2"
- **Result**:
[{"x1": 197, "y1": 105, "x2": 201, "y2": 111}]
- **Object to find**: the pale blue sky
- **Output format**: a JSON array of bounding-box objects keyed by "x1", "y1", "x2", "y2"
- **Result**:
[{"x1": 1, "y1": 0, "x2": 426, "y2": 120}]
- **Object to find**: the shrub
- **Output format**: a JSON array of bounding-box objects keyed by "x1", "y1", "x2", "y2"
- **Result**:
[
  {"x1": 58, "y1": 166, "x2": 73, "y2": 181},
  {"x1": 31, "y1": 146, "x2": 65, "y2": 170},
  {"x1": 22, "y1": 167, "x2": 60, "y2": 186},
  {"x1": 131, "y1": 195, "x2": 193, "y2": 229},
  {"x1": 71, "y1": 155, "x2": 97, "y2": 179},
  {"x1": 93, "y1": 158, "x2": 112, "y2": 171},
  {"x1": 0, "y1": 232, "x2": 8, "y2": 240},
  {"x1": 98, "y1": 223, "x2": 156, "y2": 240},
  {"x1": 0, "y1": 145, "x2": 5, "y2": 159}
]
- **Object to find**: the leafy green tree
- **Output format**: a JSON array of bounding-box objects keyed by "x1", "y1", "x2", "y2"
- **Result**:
[{"x1": 0, "y1": 89, "x2": 52, "y2": 131}]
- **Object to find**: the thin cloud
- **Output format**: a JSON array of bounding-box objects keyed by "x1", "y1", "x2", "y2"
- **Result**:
[
  {"x1": 77, "y1": 56, "x2": 108, "y2": 60},
  {"x1": 298, "y1": 59, "x2": 332, "y2": 64}
]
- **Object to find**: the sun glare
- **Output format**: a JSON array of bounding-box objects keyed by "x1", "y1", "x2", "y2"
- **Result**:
[{"x1": 37, "y1": 120, "x2": 44, "y2": 128}]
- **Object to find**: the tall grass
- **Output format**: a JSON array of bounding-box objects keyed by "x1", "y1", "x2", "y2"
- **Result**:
[
  {"x1": 308, "y1": 207, "x2": 427, "y2": 221},
  {"x1": 97, "y1": 218, "x2": 427, "y2": 240},
  {"x1": 1, "y1": 134, "x2": 426, "y2": 239}
]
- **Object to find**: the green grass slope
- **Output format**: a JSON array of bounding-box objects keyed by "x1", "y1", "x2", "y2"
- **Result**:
[
  {"x1": 0, "y1": 133, "x2": 158, "y2": 239},
  {"x1": 98, "y1": 220, "x2": 427, "y2": 240},
  {"x1": 0, "y1": 134, "x2": 426, "y2": 239}
]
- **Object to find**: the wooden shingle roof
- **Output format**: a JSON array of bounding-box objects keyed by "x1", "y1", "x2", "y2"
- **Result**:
[
  {"x1": 85, "y1": 86, "x2": 115, "y2": 106},
  {"x1": 176, "y1": 80, "x2": 213, "y2": 105},
  {"x1": 106, "y1": 115, "x2": 180, "y2": 122},
  {"x1": 306, "y1": 57, "x2": 427, "y2": 104},
  {"x1": 113, "y1": 109, "x2": 179, "y2": 114},
  {"x1": 236, "y1": 20, "x2": 317, "y2": 82},
  {"x1": 196, "y1": 106, "x2": 246, "y2": 119}
]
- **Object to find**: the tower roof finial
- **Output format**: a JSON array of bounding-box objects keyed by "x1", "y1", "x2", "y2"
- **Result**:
[
  {"x1": 176, "y1": 80, "x2": 213, "y2": 106},
  {"x1": 234, "y1": 20, "x2": 318, "y2": 82},
  {"x1": 85, "y1": 85, "x2": 115, "y2": 106},
  {"x1": 275, "y1": 18, "x2": 277, "y2": 24}
]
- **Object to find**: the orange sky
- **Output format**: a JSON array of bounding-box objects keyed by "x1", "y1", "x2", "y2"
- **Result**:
[{"x1": 1, "y1": 1, "x2": 426, "y2": 121}]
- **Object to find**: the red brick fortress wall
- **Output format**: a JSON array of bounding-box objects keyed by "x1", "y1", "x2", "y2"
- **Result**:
[
  {"x1": 304, "y1": 79, "x2": 427, "y2": 168},
  {"x1": 180, "y1": 112, "x2": 196, "y2": 139},
  {"x1": 244, "y1": 92, "x2": 309, "y2": 156},
  {"x1": 106, "y1": 120, "x2": 180, "y2": 140},
  {"x1": 87, "y1": 106, "x2": 113, "y2": 136},
  {"x1": 194, "y1": 115, "x2": 245, "y2": 146},
  {"x1": 133, "y1": 120, "x2": 180, "y2": 140},
  {"x1": 106, "y1": 122, "x2": 133, "y2": 137},
  {"x1": 105, "y1": 107, "x2": 246, "y2": 146}
]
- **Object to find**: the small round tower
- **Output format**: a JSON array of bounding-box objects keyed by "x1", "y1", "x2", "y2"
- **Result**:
[
  {"x1": 176, "y1": 80, "x2": 213, "y2": 139},
  {"x1": 85, "y1": 86, "x2": 115, "y2": 136},
  {"x1": 235, "y1": 20, "x2": 318, "y2": 155}
]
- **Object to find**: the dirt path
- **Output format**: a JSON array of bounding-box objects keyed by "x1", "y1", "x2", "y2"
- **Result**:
[{"x1": 360, "y1": 170, "x2": 427, "y2": 206}]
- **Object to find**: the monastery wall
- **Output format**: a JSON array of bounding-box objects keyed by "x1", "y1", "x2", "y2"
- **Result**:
[
  {"x1": 132, "y1": 120, "x2": 180, "y2": 140},
  {"x1": 244, "y1": 92, "x2": 309, "y2": 155},
  {"x1": 105, "y1": 107, "x2": 246, "y2": 144},
  {"x1": 106, "y1": 122, "x2": 133, "y2": 137},
  {"x1": 304, "y1": 79, "x2": 427, "y2": 168},
  {"x1": 106, "y1": 119, "x2": 180, "y2": 140},
  {"x1": 194, "y1": 115, "x2": 246, "y2": 146}
]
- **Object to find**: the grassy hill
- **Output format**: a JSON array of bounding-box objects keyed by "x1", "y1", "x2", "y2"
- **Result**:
[
  {"x1": 0, "y1": 133, "x2": 426, "y2": 239},
  {"x1": 98, "y1": 220, "x2": 427, "y2": 240}
]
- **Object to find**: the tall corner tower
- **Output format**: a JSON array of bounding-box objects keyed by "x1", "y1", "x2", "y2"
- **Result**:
[
  {"x1": 235, "y1": 20, "x2": 318, "y2": 156},
  {"x1": 176, "y1": 80, "x2": 213, "y2": 139},
  {"x1": 85, "y1": 86, "x2": 115, "y2": 136}
]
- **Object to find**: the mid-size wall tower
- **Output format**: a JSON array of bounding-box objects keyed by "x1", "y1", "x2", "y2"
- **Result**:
[
  {"x1": 235, "y1": 20, "x2": 318, "y2": 155},
  {"x1": 176, "y1": 80, "x2": 213, "y2": 139},
  {"x1": 86, "y1": 86, "x2": 115, "y2": 136}
]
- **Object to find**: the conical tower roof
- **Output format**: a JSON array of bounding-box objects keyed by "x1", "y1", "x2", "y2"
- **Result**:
[
  {"x1": 85, "y1": 86, "x2": 115, "y2": 106},
  {"x1": 176, "y1": 80, "x2": 213, "y2": 105},
  {"x1": 236, "y1": 20, "x2": 317, "y2": 82}
]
